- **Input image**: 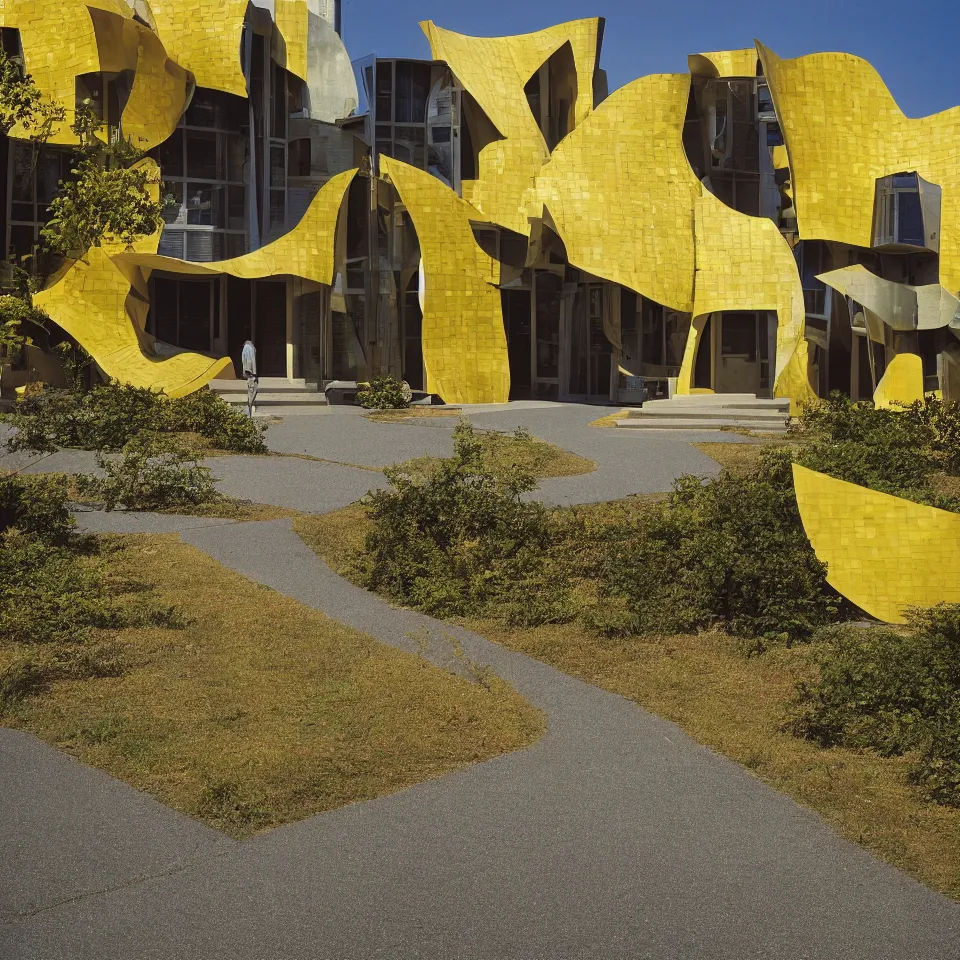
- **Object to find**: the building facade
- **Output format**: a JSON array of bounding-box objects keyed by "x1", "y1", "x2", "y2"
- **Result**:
[{"x1": 1, "y1": 4, "x2": 958, "y2": 410}]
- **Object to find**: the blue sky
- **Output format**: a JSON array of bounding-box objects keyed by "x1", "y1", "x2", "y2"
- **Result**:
[{"x1": 340, "y1": 0, "x2": 955, "y2": 118}]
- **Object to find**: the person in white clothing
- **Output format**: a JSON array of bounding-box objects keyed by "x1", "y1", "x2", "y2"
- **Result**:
[{"x1": 241, "y1": 340, "x2": 258, "y2": 417}]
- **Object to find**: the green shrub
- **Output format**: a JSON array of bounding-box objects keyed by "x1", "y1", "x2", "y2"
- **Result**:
[
  {"x1": 361, "y1": 421, "x2": 561, "y2": 620},
  {"x1": 0, "y1": 473, "x2": 74, "y2": 543},
  {"x1": 792, "y1": 605, "x2": 960, "y2": 806},
  {"x1": 160, "y1": 389, "x2": 267, "y2": 454},
  {"x1": 357, "y1": 375, "x2": 411, "y2": 410},
  {"x1": 77, "y1": 435, "x2": 221, "y2": 511},
  {"x1": 602, "y1": 449, "x2": 843, "y2": 645},
  {"x1": 7, "y1": 381, "x2": 267, "y2": 454}
]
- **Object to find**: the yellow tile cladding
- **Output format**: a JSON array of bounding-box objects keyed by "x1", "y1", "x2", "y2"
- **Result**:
[
  {"x1": 792, "y1": 464, "x2": 960, "y2": 624},
  {"x1": 146, "y1": 0, "x2": 249, "y2": 97},
  {"x1": 33, "y1": 246, "x2": 233, "y2": 398},
  {"x1": 757, "y1": 41, "x2": 960, "y2": 296},
  {"x1": 115, "y1": 169, "x2": 358, "y2": 287},
  {"x1": 381, "y1": 156, "x2": 510, "y2": 404},
  {"x1": 422, "y1": 18, "x2": 602, "y2": 236}
]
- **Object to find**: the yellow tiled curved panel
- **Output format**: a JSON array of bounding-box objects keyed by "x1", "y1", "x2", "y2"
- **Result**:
[
  {"x1": 33, "y1": 246, "x2": 232, "y2": 398},
  {"x1": 122, "y1": 22, "x2": 191, "y2": 150},
  {"x1": 873, "y1": 352, "x2": 926, "y2": 408},
  {"x1": 274, "y1": 0, "x2": 309, "y2": 81},
  {"x1": 792, "y1": 463, "x2": 960, "y2": 624},
  {"x1": 380, "y1": 155, "x2": 509, "y2": 404},
  {"x1": 422, "y1": 18, "x2": 601, "y2": 236},
  {"x1": 537, "y1": 72, "x2": 811, "y2": 408},
  {"x1": 688, "y1": 49, "x2": 758, "y2": 78},
  {"x1": 536, "y1": 74, "x2": 699, "y2": 311},
  {"x1": 757, "y1": 41, "x2": 960, "y2": 295},
  {"x1": 0, "y1": 0, "x2": 122, "y2": 142},
  {"x1": 692, "y1": 194, "x2": 814, "y2": 409},
  {"x1": 146, "y1": 0, "x2": 248, "y2": 98},
  {"x1": 115, "y1": 169, "x2": 358, "y2": 286}
]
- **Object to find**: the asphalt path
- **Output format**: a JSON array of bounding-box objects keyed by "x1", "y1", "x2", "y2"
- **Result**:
[{"x1": 4, "y1": 407, "x2": 959, "y2": 957}]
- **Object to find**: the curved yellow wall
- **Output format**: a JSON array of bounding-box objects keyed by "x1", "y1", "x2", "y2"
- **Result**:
[
  {"x1": 536, "y1": 74, "x2": 699, "y2": 311},
  {"x1": 381, "y1": 156, "x2": 509, "y2": 404},
  {"x1": 274, "y1": 0, "x2": 309, "y2": 81},
  {"x1": 422, "y1": 18, "x2": 601, "y2": 236},
  {"x1": 873, "y1": 353, "x2": 926, "y2": 409},
  {"x1": 33, "y1": 246, "x2": 232, "y2": 398},
  {"x1": 536, "y1": 72, "x2": 811, "y2": 407},
  {"x1": 688, "y1": 49, "x2": 758, "y2": 78},
  {"x1": 792, "y1": 463, "x2": 960, "y2": 624},
  {"x1": 757, "y1": 41, "x2": 960, "y2": 297},
  {"x1": 145, "y1": 0, "x2": 248, "y2": 97},
  {"x1": 115, "y1": 169, "x2": 358, "y2": 288}
]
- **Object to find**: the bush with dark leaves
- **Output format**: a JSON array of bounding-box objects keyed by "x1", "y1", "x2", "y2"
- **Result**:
[{"x1": 792, "y1": 605, "x2": 960, "y2": 807}]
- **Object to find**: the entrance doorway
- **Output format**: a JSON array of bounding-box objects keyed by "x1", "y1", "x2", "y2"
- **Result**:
[
  {"x1": 568, "y1": 282, "x2": 612, "y2": 401},
  {"x1": 502, "y1": 288, "x2": 532, "y2": 400},
  {"x1": 715, "y1": 311, "x2": 774, "y2": 396},
  {"x1": 225, "y1": 277, "x2": 288, "y2": 378}
]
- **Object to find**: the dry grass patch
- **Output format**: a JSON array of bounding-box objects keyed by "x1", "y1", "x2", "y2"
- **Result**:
[
  {"x1": 693, "y1": 440, "x2": 789, "y2": 475},
  {"x1": 296, "y1": 501, "x2": 960, "y2": 899},
  {"x1": 402, "y1": 427, "x2": 594, "y2": 482},
  {"x1": 3, "y1": 534, "x2": 543, "y2": 838},
  {"x1": 363, "y1": 407, "x2": 462, "y2": 423}
]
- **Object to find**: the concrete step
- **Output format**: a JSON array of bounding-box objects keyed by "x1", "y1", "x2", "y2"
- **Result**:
[
  {"x1": 615, "y1": 416, "x2": 788, "y2": 433},
  {"x1": 214, "y1": 391, "x2": 327, "y2": 405},
  {"x1": 209, "y1": 378, "x2": 309, "y2": 393},
  {"x1": 633, "y1": 408, "x2": 788, "y2": 422},
  {"x1": 642, "y1": 397, "x2": 789, "y2": 413}
]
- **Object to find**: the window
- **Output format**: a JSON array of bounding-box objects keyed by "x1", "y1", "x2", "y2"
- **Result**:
[
  {"x1": 873, "y1": 172, "x2": 931, "y2": 248},
  {"x1": 150, "y1": 90, "x2": 249, "y2": 261},
  {"x1": 288, "y1": 138, "x2": 312, "y2": 177},
  {"x1": 394, "y1": 62, "x2": 431, "y2": 123},
  {"x1": 796, "y1": 241, "x2": 828, "y2": 316}
]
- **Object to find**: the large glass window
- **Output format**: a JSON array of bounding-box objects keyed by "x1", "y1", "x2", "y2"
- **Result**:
[{"x1": 151, "y1": 90, "x2": 249, "y2": 261}]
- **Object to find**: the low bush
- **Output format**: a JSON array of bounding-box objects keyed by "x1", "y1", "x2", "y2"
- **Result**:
[
  {"x1": 7, "y1": 381, "x2": 266, "y2": 454},
  {"x1": 792, "y1": 605, "x2": 960, "y2": 807},
  {"x1": 601, "y1": 448, "x2": 844, "y2": 645},
  {"x1": 361, "y1": 421, "x2": 561, "y2": 620},
  {"x1": 357, "y1": 375, "x2": 411, "y2": 410},
  {"x1": 76, "y1": 435, "x2": 222, "y2": 511},
  {"x1": 0, "y1": 473, "x2": 74, "y2": 544},
  {"x1": 795, "y1": 392, "x2": 960, "y2": 506}
]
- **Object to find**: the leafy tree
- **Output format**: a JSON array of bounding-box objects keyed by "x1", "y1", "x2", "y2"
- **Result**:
[
  {"x1": 0, "y1": 50, "x2": 165, "y2": 357},
  {"x1": 0, "y1": 51, "x2": 65, "y2": 141},
  {"x1": 40, "y1": 100, "x2": 166, "y2": 259}
]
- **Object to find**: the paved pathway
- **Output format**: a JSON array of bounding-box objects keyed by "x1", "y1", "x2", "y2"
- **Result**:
[
  {"x1": 4, "y1": 407, "x2": 960, "y2": 956},
  {"x1": 2, "y1": 404, "x2": 744, "y2": 510}
]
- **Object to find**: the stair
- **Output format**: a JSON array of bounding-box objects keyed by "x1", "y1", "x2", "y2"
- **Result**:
[
  {"x1": 615, "y1": 394, "x2": 791, "y2": 433},
  {"x1": 208, "y1": 378, "x2": 328, "y2": 416}
]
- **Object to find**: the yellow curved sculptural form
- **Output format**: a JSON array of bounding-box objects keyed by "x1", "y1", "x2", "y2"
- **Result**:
[
  {"x1": 0, "y1": 0, "x2": 189, "y2": 148},
  {"x1": 792, "y1": 464, "x2": 960, "y2": 624},
  {"x1": 145, "y1": 0, "x2": 248, "y2": 97},
  {"x1": 535, "y1": 73, "x2": 813, "y2": 408},
  {"x1": 33, "y1": 246, "x2": 232, "y2": 398},
  {"x1": 0, "y1": 0, "x2": 126, "y2": 142},
  {"x1": 422, "y1": 18, "x2": 602, "y2": 236},
  {"x1": 114, "y1": 169, "x2": 357, "y2": 287},
  {"x1": 380, "y1": 155, "x2": 509, "y2": 404},
  {"x1": 757, "y1": 42, "x2": 960, "y2": 296},
  {"x1": 873, "y1": 353, "x2": 926, "y2": 409},
  {"x1": 687, "y1": 49, "x2": 758, "y2": 78},
  {"x1": 274, "y1": 0, "x2": 309, "y2": 81}
]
